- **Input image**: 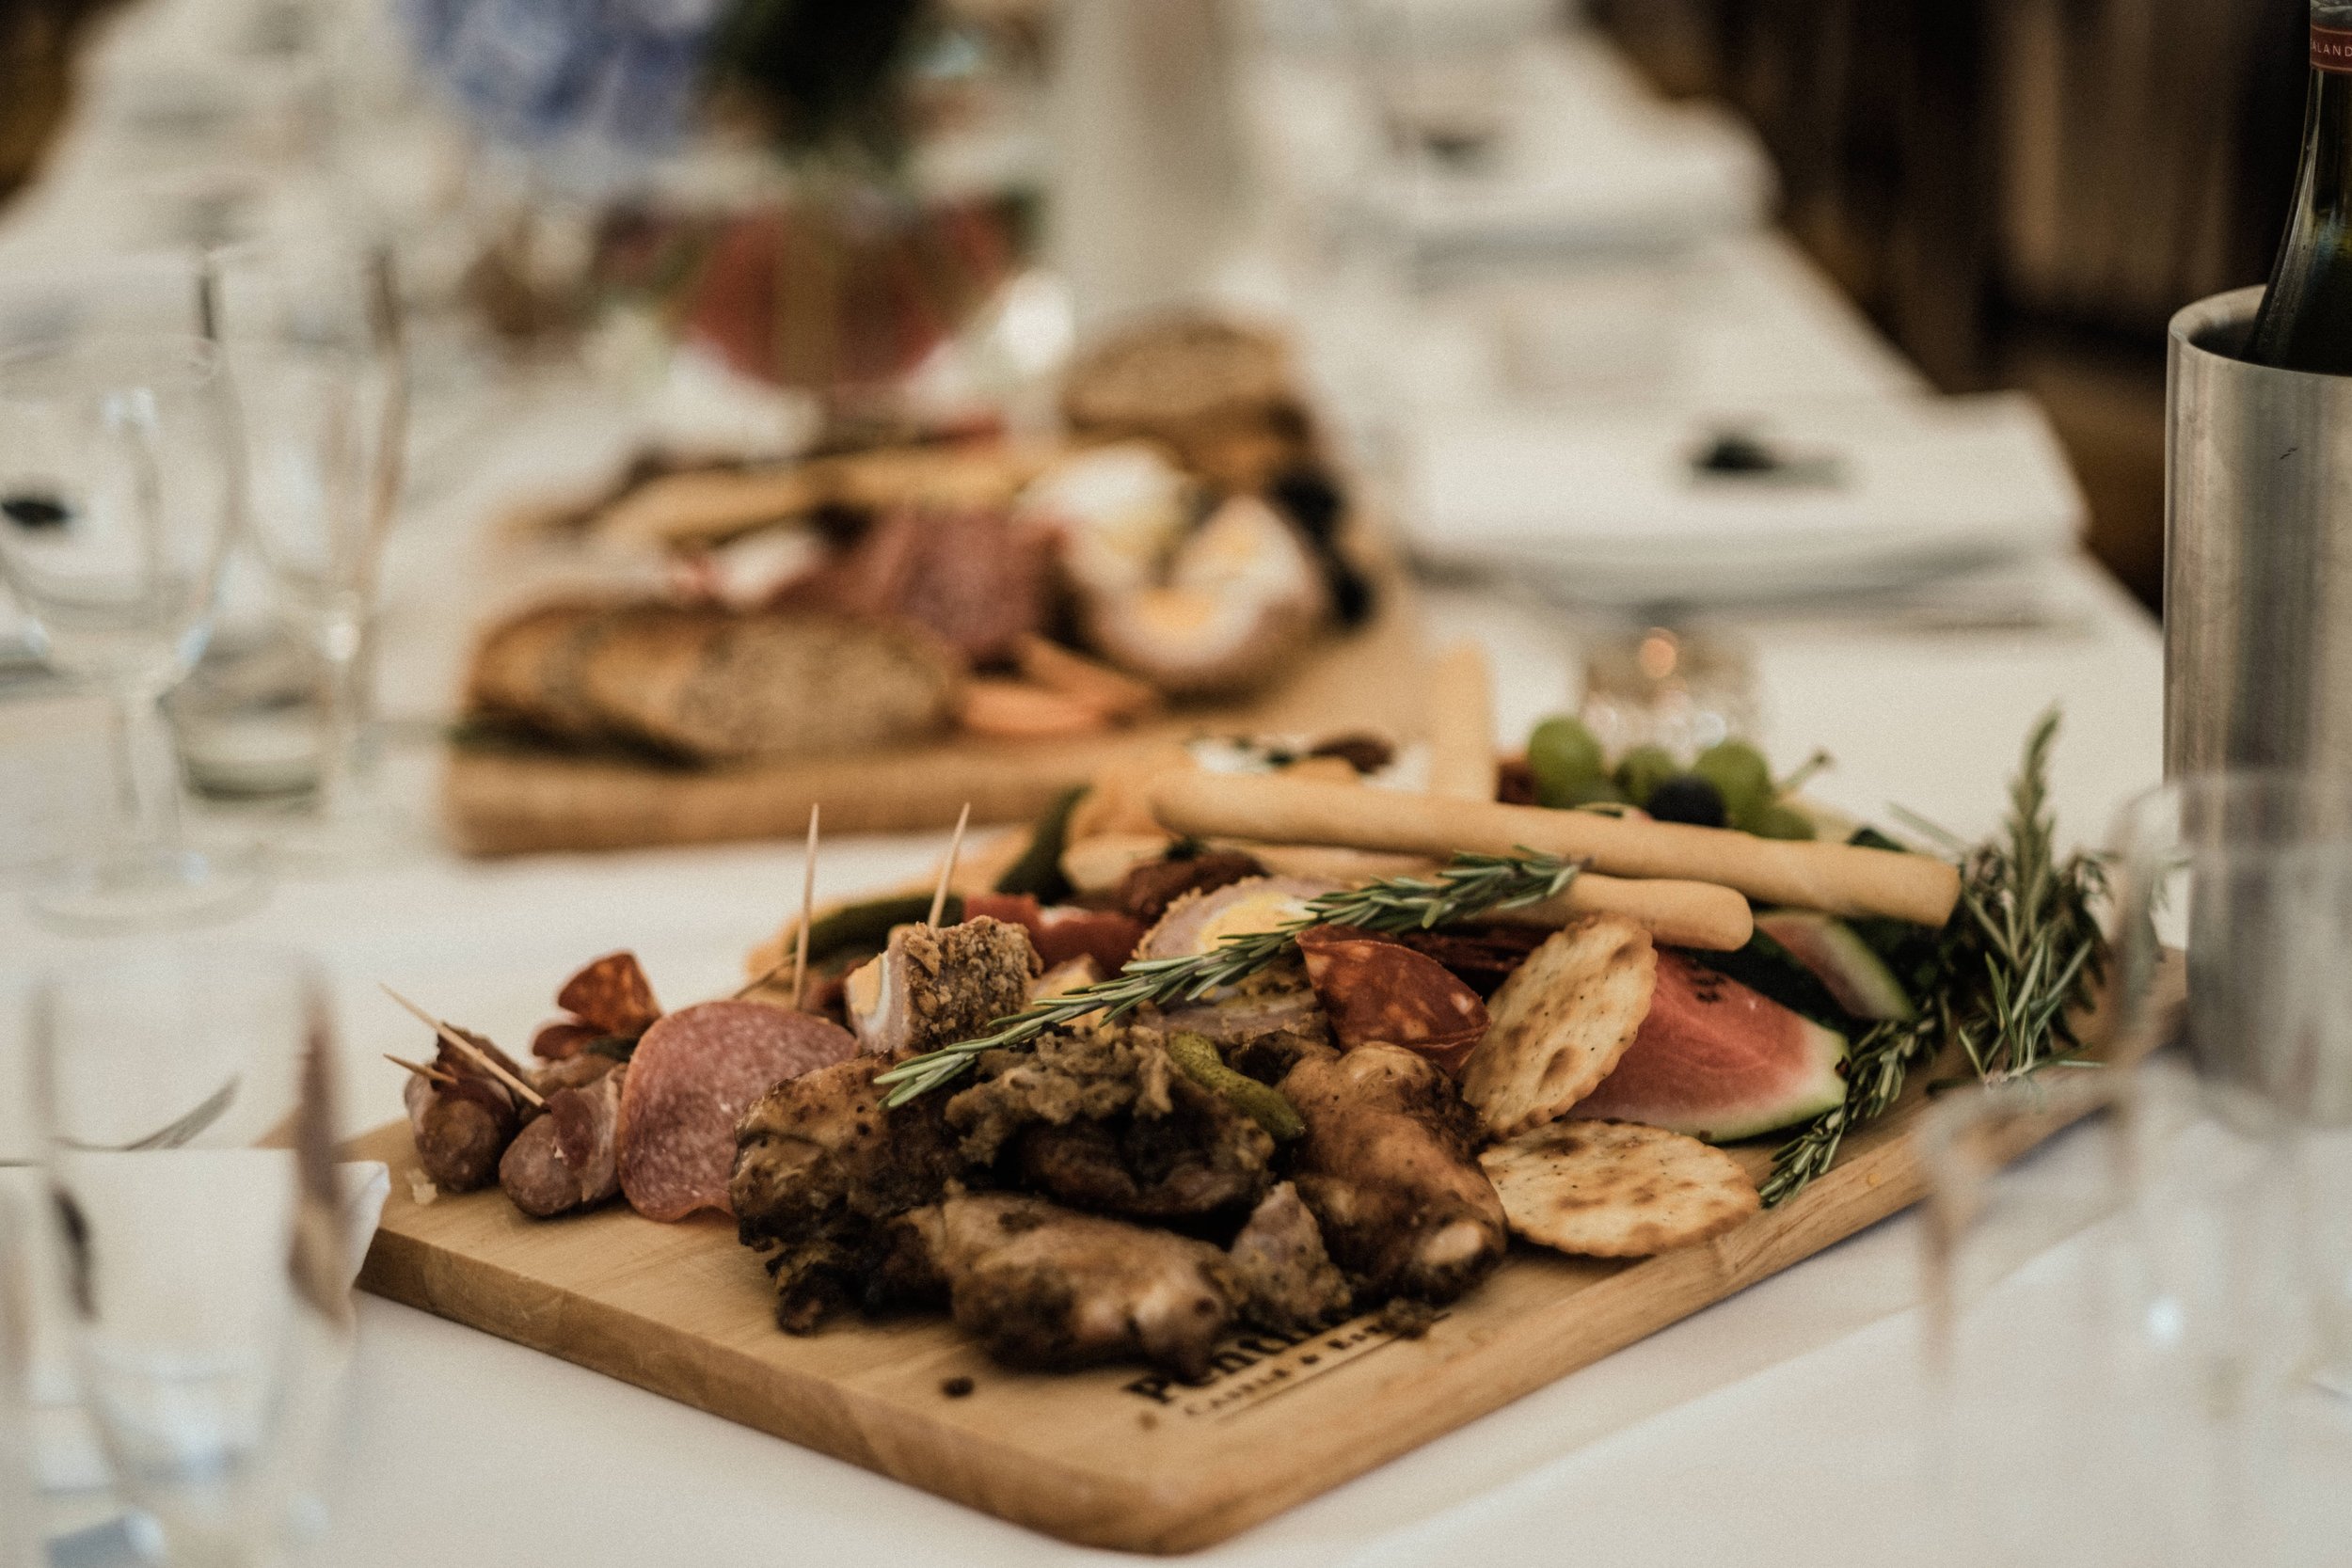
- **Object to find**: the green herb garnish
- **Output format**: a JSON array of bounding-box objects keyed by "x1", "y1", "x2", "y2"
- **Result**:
[
  {"x1": 1758, "y1": 711, "x2": 2107, "y2": 1206},
  {"x1": 874, "y1": 849, "x2": 1584, "y2": 1106}
]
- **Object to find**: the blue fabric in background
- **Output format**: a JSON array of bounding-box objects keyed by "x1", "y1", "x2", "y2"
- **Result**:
[{"x1": 402, "y1": 0, "x2": 726, "y2": 154}]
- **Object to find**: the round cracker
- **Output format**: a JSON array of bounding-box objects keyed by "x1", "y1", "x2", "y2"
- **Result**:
[
  {"x1": 1460, "y1": 917, "x2": 1656, "y2": 1140},
  {"x1": 1478, "y1": 1118, "x2": 1760, "y2": 1258}
]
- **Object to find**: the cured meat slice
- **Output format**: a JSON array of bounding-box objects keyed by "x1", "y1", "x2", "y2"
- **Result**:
[
  {"x1": 963, "y1": 894, "x2": 1145, "y2": 975},
  {"x1": 619, "y1": 1001, "x2": 857, "y2": 1221},
  {"x1": 551, "y1": 1065, "x2": 628, "y2": 1204},
  {"x1": 556, "y1": 952, "x2": 663, "y2": 1037},
  {"x1": 1296, "y1": 926, "x2": 1489, "y2": 1074},
  {"x1": 531, "y1": 1020, "x2": 602, "y2": 1061}
]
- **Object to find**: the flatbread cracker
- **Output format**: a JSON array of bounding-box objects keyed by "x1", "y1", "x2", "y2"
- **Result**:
[
  {"x1": 1479, "y1": 1119, "x2": 1760, "y2": 1258},
  {"x1": 1459, "y1": 916, "x2": 1657, "y2": 1139}
]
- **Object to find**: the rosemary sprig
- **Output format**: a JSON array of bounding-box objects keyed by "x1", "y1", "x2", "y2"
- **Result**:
[
  {"x1": 874, "y1": 850, "x2": 1583, "y2": 1106},
  {"x1": 1758, "y1": 710, "x2": 2107, "y2": 1207}
]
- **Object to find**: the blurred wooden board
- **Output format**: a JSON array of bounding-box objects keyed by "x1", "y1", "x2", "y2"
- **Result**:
[
  {"x1": 354, "y1": 965, "x2": 2165, "y2": 1554},
  {"x1": 440, "y1": 583, "x2": 1428, "y2": 856}
]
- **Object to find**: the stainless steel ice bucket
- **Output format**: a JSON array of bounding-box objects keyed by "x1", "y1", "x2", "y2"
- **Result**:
[{"x1": 2168, "y1": 286, "x2": 2352, "y2": 775}]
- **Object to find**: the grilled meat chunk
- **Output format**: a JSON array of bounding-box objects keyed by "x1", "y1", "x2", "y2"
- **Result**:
[
  {"x1": 1227, "y1": 1181, "x2": 1352, "y2": 1333},
  {"x1": 731, "y1": 1055, "x2": 970, "y2": 1330},
  {"x1": 946, "y1": 1027, "x2": 1276, "y2": 1220},
  {"x1": 1279, "y1": 1044, "x2": 1508, "y2": 1304},
  {"x1": 880, "y1": 1193, "x2": 1237, "y2": 1378}
]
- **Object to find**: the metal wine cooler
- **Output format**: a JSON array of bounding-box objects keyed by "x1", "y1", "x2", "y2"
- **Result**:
[{"x1": 2168, "y1": 285, "x2": 2352, "y2": 774}]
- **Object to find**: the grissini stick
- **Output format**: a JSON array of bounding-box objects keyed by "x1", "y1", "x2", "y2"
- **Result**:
[
  {"x1": 1242, "y1": 844, "x2": 1754, "y2": 951},
  {"x1": 1151, "y1": 772, "x2": 1962, "y2": 927},
  {"x1": 1423, "y1": 642, "x2": 1497, "y2": 801}
]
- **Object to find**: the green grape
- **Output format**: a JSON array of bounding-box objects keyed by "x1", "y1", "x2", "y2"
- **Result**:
[
  {"x1": 1528, "y1": 717, "x2": 1605, "y2": 807},
  {"x1": 1749, "y1": 803, "x2": 1818, "y2": 841},
  {"x1": 1695, "y1": 740, "x2": 1772, "y2": 824},
  {"x1": 1613, "y1": 745, "x2": 1678, "y2": 808}
]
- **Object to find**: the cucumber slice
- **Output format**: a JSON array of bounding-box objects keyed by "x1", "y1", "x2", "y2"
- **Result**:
[{"x1": 1753, "y1": 911, "x2": 1915, "y2": 1022}]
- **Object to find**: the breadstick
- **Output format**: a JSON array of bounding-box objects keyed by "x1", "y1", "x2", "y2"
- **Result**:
[
  {"x1": 1423, "y1": 642, "x2": 1497, "y2": 800},
  {"x1": 1243, "y1": 844, "x2": 1752, "y2": 951},
  {"x1": 1150, "y1": 772, "x2": 1961, "y2": 927}
]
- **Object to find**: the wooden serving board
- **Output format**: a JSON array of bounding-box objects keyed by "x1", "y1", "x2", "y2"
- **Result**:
[
  {"x1": 439, "y1": 580, "x2": 1429, "y2": 857},
  {"x1": 353, "y1": 980, "x2": 2162, "y2": 1555}
]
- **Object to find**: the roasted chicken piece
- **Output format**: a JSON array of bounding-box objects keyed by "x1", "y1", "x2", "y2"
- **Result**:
[
  {"x1": 731, "y1": 1055, "x2": 971, "y2": 1330},
  {"x1": 946, "y1": 1026, "x2": 1276, "y2": 1220},
  {"x1": 1279, "y1": 1044, "x2": 1508, "y2": 1304},
  {"x1": 876, "y1": 1193, "x2": 1238, "y2": 1378}
]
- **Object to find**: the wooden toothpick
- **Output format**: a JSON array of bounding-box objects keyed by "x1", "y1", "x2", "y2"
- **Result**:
[
  {"x1": 378, "y1": 984, "x2": 547, "y2": 1108},
  {"x1": 793, "y1": 803, "x2": 820, "y2": 1010},
  {"x1": 384, "y1": 1053, "x2": 455, "y2": 1085},
  {"x1": 929, "y1": 803, "x2": 971, "y2": 927}
]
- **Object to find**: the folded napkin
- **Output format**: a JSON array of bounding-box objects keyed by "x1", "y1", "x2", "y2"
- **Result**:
[
  {"x1": 1399, "y1": 391, "x2": 2086, "y2": 606},
  {"x1": 2, "y1": 1159, "x2": 390, "y2": 1495}
]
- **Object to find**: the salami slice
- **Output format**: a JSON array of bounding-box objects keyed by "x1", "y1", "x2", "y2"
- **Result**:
[
  {"x1": 1297, "y1": 926, "x2": 1490, "y2": 1074},
  {"x1": 618, "y1": 1001, "x2": 856, "y2": 1221},
  {"x1": 556, "y1": 952, "x2": 663, "y2": 1037}
]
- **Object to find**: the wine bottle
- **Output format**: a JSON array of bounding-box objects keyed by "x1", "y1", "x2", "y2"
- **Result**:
[{"x1": 2250, "y1": 2, "x2": 2352, "y2": 372}]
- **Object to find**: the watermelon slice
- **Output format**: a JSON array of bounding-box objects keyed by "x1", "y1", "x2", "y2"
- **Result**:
[
  {"x1": 1571, "y1": 949, "x2": 1847, "y2": 1143},
  {"x1": 1753, "y1": 911, "x2": 1915, "y2": 1022}
]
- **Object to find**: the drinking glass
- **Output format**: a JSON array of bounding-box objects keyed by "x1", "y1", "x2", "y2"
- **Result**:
[
  {"x1": 203, "y1": 238, "x2": 408, "y2": 869},
  {"x1": 33, "y1": 947, "x2": 353, "y2": 1568},
  {"x1": 1915, "y1": 771, "x2": 2352, "y2": 1567},
  {"x1": 2113, "y1": 773, "x2": 2352, "y2": 1393},
  {"x1": 2, "y1": 1194, "x2": 37, "y2": 1568},
  {"x1": 0, "y1": 335, "x2": 264, "y2": 929}
]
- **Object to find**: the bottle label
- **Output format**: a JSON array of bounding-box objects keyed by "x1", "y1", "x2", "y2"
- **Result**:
[{"x1": 2317, "y1": 24, "x2": 2352, "y2": 71}]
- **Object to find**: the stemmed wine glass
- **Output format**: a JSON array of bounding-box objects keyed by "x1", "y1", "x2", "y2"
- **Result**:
[
  {"x1": 0, "y1": 334, "x2": 264, "y2": 929},
  {"x1": 32, "y1": 946, "x2": 353, "y2": 1567}
]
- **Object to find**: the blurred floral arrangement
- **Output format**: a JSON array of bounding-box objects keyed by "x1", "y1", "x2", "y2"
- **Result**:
[{"x1": 404, "y1": 0, "x2": 1044, "y2": 400}]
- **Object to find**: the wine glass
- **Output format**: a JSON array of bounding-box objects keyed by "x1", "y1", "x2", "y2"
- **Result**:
[
  {"x1": 0, "y1": 334, "x2": 264, "y2": 930},
  {"x1": 32, "y1": 946, "x2": 353, "y2": 1568},
  {"x1": 203, "y1": 237, "x2": 409, "y2": 870}
]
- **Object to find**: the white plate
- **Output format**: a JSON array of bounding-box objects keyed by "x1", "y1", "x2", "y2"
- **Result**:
[{"x1": 1398, "y1": 391, "x2": 2086, "y2": 607}]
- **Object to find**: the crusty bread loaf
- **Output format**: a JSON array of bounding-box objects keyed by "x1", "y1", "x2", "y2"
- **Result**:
[
  {"x1": 467, "y1": 602, "x2": 963, "y2": 763},
  {"x1": 466, "y1": 600, "x2": 635, "y2": 743}
]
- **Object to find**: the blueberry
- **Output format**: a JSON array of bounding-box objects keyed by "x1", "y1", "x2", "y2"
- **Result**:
[{"x1": 1647, "y1": 773, "x2": 1727, "y2": 828}]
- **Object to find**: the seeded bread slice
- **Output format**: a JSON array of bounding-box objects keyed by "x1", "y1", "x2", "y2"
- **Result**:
[
  {"x1": 584, "y1": 608, "x2": 964, "y2": 762},
  {"x1": 467, "y1": 603, "x2": 964, "y2": 764},
  {"x1": 466, "y1": 600, "x2": 634, "y2": 743}
]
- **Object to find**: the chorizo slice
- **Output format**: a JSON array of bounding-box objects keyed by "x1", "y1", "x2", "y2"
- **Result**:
[{"x1": 1297, "y1": 926, "x2": 1490, "y2": 1074}]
